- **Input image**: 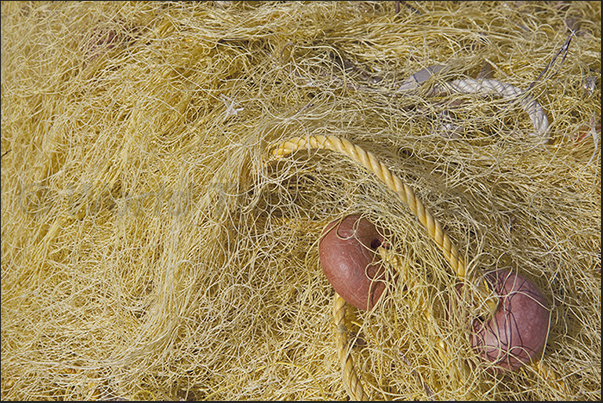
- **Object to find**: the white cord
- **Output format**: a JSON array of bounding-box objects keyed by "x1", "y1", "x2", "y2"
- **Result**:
[{"x1": 431, "y1": 78, "x2": 550, "y2": 144}]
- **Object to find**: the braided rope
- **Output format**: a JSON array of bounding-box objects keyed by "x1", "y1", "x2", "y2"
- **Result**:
[
  {"x1": 272, "y1": 134, "x2": 466, "y2": 279},
  {"x1": 289, "y1": 52, "x2": 550, "y2": 144},
  {"x1": 333, "y1": 292, "x2": 368, "y2": 401},
  {"x1": 431, "y1": 78, "x2": 550, "y2": 143}
]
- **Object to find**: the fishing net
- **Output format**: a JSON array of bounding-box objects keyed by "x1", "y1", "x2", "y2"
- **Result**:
[{"x1": 1, "y1": 1, "x2": 600, "y2": 400}]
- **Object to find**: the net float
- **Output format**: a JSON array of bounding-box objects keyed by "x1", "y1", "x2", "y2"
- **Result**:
[
  {"x1": 471, "y1": 269, "x2": 551, "y2": 372},
  {"x1": 319, "y1": 215, "x2": 391, "y2": 311}
]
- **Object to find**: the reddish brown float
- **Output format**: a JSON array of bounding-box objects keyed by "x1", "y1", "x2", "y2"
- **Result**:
[
  {"x1": 319, "y1": 215, "x2": 391, "y2": 311},
  {"x1": 471, "y1": 269, "x2": 551, "y2": 372}
]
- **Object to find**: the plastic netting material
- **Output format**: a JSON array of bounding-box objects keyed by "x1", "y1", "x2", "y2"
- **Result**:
[{"x1": 1, "y1": 1, "x2": 600, "y2": 400}]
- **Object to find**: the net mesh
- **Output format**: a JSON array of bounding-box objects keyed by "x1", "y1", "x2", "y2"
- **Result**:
[{"x1": 1, "y1": 1, "x2": 600, "y2": 400}]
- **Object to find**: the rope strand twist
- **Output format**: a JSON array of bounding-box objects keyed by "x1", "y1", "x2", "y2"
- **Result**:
[{"x1": 333, "y1": 292, "x2": 368, "y2": 401}]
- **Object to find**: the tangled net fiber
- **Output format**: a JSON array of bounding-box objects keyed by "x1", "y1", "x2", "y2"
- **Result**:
[{"x1": 1, "y1": 1, "x2": 600, "y2": 400}]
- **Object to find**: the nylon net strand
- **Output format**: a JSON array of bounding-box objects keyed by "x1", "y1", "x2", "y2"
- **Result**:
[{"x1": 2, "y1": 1, "x2": 600, "y2": 401}]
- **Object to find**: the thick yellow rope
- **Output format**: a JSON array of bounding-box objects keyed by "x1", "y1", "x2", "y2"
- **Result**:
[
  {"x1": 271, "y1": 134, "x2": 468, "y2": 400},
  {"x1": 272, "y1": 135, "x2": 466, "y2": 279},
  {"x1": 333, "y1": 292, "x2": 368, "y2": 401}
]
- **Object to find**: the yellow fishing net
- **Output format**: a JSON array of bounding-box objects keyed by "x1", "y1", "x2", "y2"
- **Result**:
[{"x1": 1, "y1": 1, "x2": 600, "y2": 400}]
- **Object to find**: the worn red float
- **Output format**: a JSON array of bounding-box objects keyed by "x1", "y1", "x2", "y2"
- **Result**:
[
  {"x1": 319, "y1": 215, "x2": 391, "y2": 311},
  {"x1": 471, "y1": 269, "x2": 551, "y2": 372}
]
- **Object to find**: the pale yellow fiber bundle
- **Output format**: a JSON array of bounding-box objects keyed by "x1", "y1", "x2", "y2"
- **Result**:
[{"x1": 1, "y1": 1, "x2": 600, "y2": 400}]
